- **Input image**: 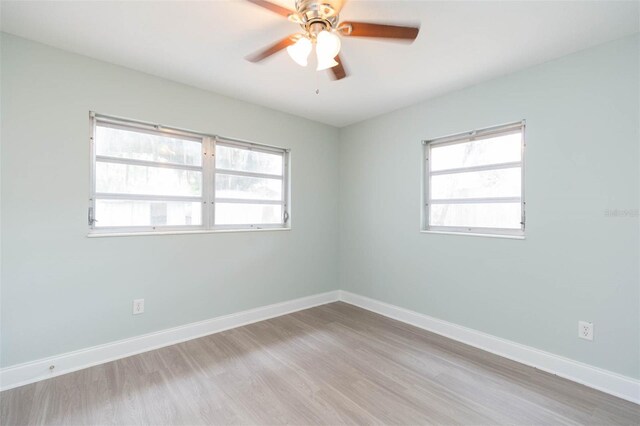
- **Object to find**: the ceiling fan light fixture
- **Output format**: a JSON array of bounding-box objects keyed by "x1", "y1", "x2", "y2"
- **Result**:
[
  {"x1": 286, "y1": 36, "x2": 312, "y2": 66},
  {"x1": 245, "y1": 0, "x2": 421, "y2": 80},
  {"x1": 315, "y1": 30, "x2": 341, "y2": 70}
]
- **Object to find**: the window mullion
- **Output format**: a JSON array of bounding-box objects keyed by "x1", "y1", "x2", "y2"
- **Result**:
[
  {"x1": 425, "y1": 143, "x2": 431, "y2": 230},
  {"x1": 520, "y1": 124, "x2": 526, "y2": 232},
  {"x1": 282, "y1": 150, "x2": 289, "y2": 224},
  {"x1": 89, "y1": 113, "x2": 97, "y2": 228},
  {"x1": 210, "y1": 137, "x2": 217, "y2": 229},
  {"x1": 201, "y1": 136, "x2": 208, "y2": 229},
  {"x1": 202, "y1": 136, "x2": 214, "y2": 230}
]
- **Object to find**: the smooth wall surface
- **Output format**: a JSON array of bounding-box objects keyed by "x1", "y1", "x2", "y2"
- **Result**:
[
  {"x1": 2, "y1": 30, "x2": 639, "y2": 385},
  {"x1": 339, "y1": 35, "x2": 640, "y2": 379},
  {"x1": 0, "y1": 34, "x2": 340, "y2": 367}
]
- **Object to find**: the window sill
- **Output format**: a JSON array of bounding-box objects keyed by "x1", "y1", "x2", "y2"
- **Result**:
[
  {"x1": 420, "y1": 230, "x2": 525, "y2": 240},
  {"x1": 87, "y1": 227, "x2": 291, "y2": 238}
]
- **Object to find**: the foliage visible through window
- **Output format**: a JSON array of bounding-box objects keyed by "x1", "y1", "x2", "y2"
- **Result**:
[
  {"x1": 90, "y1": 115, "x2": 289, "y2": 233},
  {"x1": 423, "y1": 122, "x2": 525, "y2": 237}
]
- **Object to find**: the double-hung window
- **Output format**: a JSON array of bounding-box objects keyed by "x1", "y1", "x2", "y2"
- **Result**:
[
  {"x1": 423, "y1": 121, "x2": 525, "y2": 237},
  {"x1": 89, "y1": 113, "x2": 290, "y2": 234}
]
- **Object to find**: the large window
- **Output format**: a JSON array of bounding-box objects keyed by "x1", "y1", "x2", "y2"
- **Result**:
[
  {"x1": 89, "y1": 113, "x2": 289, "y2": 234},
  {"x1": 422, "y1": 121, "x2": 525, "y2": 237}
]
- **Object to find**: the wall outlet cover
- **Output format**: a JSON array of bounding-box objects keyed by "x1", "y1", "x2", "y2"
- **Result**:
[
  {"x1": 133, "y1": 299, "x2": 144, "y2": 315},
  {"x1": 578, "y1": 320, "x2": 593, "y2": 341}
]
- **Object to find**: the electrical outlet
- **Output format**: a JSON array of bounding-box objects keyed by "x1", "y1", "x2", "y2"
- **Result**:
[
  {"x1": 133, "y1": 299, "x2": 144, "y2": 315},
  {"x1": 578, "y1": 321, "x2": 593, "y2": 341}
]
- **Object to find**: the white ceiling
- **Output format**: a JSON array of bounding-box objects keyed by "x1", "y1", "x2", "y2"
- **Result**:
[{"x1": 1, "y1": 1, "x2": 638, "y2": 127}]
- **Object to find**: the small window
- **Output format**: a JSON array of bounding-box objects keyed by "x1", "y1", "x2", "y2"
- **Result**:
[
  {"x1": 89, "y1": 113, "x2": 290, "y2": 234},
  {"x1": 422, "y1": 121, "x2": 525, "y2": 237}
]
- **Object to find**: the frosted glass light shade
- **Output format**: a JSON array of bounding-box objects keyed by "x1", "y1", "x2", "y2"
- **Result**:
[
  {"x1": 286, "y1": 37, "x2": 312, "y2": 67},
  {"x1": 315, "y1": 30, "x2": 341, "y2": 70}
]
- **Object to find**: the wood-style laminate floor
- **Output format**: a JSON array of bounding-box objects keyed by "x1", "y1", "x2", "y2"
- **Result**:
[{"x1": 1, "y1": 302, "x2": 639, "y2": 425}]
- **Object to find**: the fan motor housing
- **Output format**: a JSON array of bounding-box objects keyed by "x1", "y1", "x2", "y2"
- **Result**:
[{"x1": 295, "y1": 0, "x2": 341, "y2": 31}]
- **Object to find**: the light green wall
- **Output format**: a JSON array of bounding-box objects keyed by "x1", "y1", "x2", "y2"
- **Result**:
[
  {"x1": 2, "y1": 32, "x2": 638, "y2": 380},
  {"x1": 338, "y1": 34, "x2": 640, "y2": 379},
  {"x1": 0, "y1": 34, "x2": 340, "y2": 367}
]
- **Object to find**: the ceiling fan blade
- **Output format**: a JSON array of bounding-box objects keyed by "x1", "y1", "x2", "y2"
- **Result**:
[
  {"x1": 329, "y1": 54, "x2": 347, "y2": 80},
  {"x1": 246, "y1": 35, "x2": 297, "y2": 62},
  {"x1": 246, "y1": 0, "x2": 296, "y2": 18},
  {"x1": 340, "y1": 21, "x2": 419, "y2": 41}
]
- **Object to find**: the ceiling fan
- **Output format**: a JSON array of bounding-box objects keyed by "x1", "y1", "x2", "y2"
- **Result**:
[{"x1": 245, "y1": 0, "x2": 420, "y2": 80}]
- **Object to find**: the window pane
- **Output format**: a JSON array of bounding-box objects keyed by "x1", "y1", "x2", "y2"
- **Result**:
[
  {"x1": 95, "y1": 200, "x2": 202, "y2": 227},
  {"x1": 96, "y1": 125, "x2": 202, "y2": 166},
  {"x1": 431, "y1": 167, "x2": 521, "y2": 200},
  {"x1": 216, "y1": 145, "x2": 283, "y2": 175},
  {"x1": 96, "y1": 162, "x2": 202, "y2": 197},
  {"x1": 430, "y1": 203, "x2": 521, "y2": 229},
  {"x1": 215, "y1": 174, "x2": 282, "y2": 201},
  {"x1": 430, "y1": 132, "x2": 521, "y2": 171},
  {"x1": 215, "y1": 203, "x2": 282, "y2": 225}
]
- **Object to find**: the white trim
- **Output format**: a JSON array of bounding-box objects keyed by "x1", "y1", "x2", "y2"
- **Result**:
[
  {"x1": 429, "y1": 196, "x2": 521, "y2": 204},
  {"x1": 429, "y1": 161, "x2": 522, "y2": 176},
  {"x1": 95, "y1": 155, "x2": 203, "y2": 172},
  {"x1": 338, "y1": 291, "x2": 640, "y2": 405},
  {"x1": 0, "y1": 291, "x2": 339, "y2": 392},
  {"x1": 420, "y1": 230, "x2": 525, "y2": 240},
  {"x1": 422, "y1": 121, "x2": 526, "y2": 237},
  {"x1": 2, "y1": 289, "x2": 637, "y2": 406},
  {"x1": 214, "y1": 198, "x2": 282, "y2": 205},
  {"x1": 426, "y1": 225, "x2": 524, "y2": 237},
  {"x1": 212, "y1": 223, "x2": 288, "y2": 231},
  {"x1": 94, "y1": 193, "x2": 202, "y2": 202},
  {"x1": 423, "y1": 120, "x2": 525, "y2": 146},
  {"x1": 87, "y1": 227, "x2": 292, "y2": 238},
  {"x1": 95, "y1": 114, "x2": 208, "y2": 141},
  {"x1": 215, "y1": 169, "x2": 283, "y2": 180},
  {"x1": 203, "y1": 136, "x2": 214, "y2": 229},
  {"x1": 216, "y1": 137, "x2": 286, "y2": 155},
  {"x1": 89, "y1": 112, "x2": 291, "y2": 234}
]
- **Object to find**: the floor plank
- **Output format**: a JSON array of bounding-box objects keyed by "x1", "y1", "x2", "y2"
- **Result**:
[{"x1": 1, "y1": 302, "x2": 638, "y2": 425}]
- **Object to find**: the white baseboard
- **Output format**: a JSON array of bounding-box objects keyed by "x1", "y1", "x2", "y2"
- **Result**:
[
  {"x1": 2, "y1": 289, "x2": 638, "y2": 405},
  {"x1": 339, "y1": 290, "x2": 640, "y2": 405},
  {"x1": 0, "y1": 290, "x2": 340, "y2": 392}
]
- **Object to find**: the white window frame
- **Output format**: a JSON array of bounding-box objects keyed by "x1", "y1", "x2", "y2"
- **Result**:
[
  {"x1": 89, "y1": 112, "x2": 290, "y2": 235},
  {"x1": 212, "y1": 137, "x2": 290, "y2": 231},
  {"x1": 421, "y1": 120, "x2": 526, "y2": 238}
]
